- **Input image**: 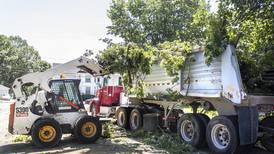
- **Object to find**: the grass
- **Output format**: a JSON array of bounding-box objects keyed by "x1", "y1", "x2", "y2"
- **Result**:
[
  {"x1": 127, "y1": 129, "x2": 193, "y2": 154},
  {"x1": 102, "y1": 122, "x2": 116, "y2": 138},
  {"x1": 13, "y1": 135, "x2": 32, "y2": 143}
]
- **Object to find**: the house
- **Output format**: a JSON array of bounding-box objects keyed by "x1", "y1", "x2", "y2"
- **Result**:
[{"x1": 0, "y1": 84, "x2": 10, "y2": 100}]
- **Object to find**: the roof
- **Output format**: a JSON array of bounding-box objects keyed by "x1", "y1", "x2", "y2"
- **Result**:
[{"x1": 0, "y1": 84, "x2": 10, "y2": 90}]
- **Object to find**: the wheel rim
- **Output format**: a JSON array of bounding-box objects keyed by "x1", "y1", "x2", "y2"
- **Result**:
[
  {"x1": 131, "y1": 112, "x2": 139, "y2": 129},
  {"x1": 211, "y1": 124, "x2": 231, "y2": 150},
  {"x1": 180, "y1": 120, "x2": 194, "y2": 142},
  {"x1": 39, "y1": 125, "x2": 56, "y2": 142},
  {"x1": 118, "y1": 111, "x2": 125, "y2": 126},
  {"x1": 81, "y1": 122, "x2": 97, "y2": 138}
]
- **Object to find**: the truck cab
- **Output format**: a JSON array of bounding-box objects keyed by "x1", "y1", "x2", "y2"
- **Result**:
[{"x1": 88, "y1": 74, "x2": 123, "y2": 117}]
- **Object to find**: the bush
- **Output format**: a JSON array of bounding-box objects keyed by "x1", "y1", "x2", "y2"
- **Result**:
[
  {"x1": 143, "y1": 133, "x2": 192, "y2": 154},
  {"x1": 102, "y1": 122, "x2": 115, "y2": 138},
  {"x1": 13, "y1": 135, "x2": 32, "y2": 143}
]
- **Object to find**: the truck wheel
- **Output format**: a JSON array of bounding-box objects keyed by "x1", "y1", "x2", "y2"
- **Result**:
[
  {"x1": 129, "y1": 109, "x2": 143, "y2": 131},
  {"x1": 74, "y1": 116, "x2": 102, "y2": 143},
  {"x1": 177, "y1": 114, "x2": 206, "y2": 148},
  {"x1": 116, "y1": 107, "x2": 129, "y2": 128},
  {"x1": 31, "y1": 118, "x2": 62, "y2": 148},
  {"x1": 197, "y1": 113, "x2": 210, "y2": 126},
  {"x1": 206, "y1": 116, "x2": 238, "y2": 154},
  {"x1": 260, "y1": 116, "x2": 274, "y2": 152}
]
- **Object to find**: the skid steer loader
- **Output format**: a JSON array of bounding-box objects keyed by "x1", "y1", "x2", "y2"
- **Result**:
[{"x1": 8, "y1": 57, "x2": 103, "y2": 148}]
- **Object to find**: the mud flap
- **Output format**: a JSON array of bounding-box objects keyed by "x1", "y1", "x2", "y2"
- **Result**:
[{"x1": 237, "y1": 106, "x2": 258, "y2": 145}]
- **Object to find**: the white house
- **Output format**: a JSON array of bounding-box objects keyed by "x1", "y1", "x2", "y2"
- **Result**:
[
  {"x1": 51, "y1": 63, "x2": 121, "y2": 97},
  {"x1": 0, "y1": 84, "x2": 10, "y2": 100}
]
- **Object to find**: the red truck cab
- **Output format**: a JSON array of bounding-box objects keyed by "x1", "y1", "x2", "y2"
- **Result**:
[{"x1": 90, "y1": 86, "x2": 123, "y2": 117}]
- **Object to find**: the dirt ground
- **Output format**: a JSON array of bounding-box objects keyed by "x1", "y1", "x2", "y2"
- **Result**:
[{"x1": 0, "y1": 101, "x2": 272, "y2": 154}]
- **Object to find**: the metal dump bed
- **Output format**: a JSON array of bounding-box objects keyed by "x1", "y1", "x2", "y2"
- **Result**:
[{"x1": 180, "y1": 45, "x2": 245, "y2": 104}]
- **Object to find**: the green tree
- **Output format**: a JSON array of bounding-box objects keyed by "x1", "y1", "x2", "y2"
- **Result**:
[
  {"x1": 204, "y1": 0, "x2": 274, "y2": 93},
  {"x1": 0, "y1": 35, "x2": 51, "y2": 88},
  {"x1": 98, "y1": 43, "x2": 154, "y2": 97},
  {"x1": 107, "y1": 0, "x2": 209, "y2": 45},
  {"x1": 101, "y1": 0, "x2": 210, "y2": 96}
]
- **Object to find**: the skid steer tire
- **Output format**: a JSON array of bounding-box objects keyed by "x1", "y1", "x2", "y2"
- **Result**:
[
  {"x1": 31, "y1": 118, "x2": 62, "y2": 148},
  {"x1": 116, "y1": 107, "x2": 129, "y2": 129},
  {"x1": 74, "y1": 116, "x2": 101, "y2": 143}
]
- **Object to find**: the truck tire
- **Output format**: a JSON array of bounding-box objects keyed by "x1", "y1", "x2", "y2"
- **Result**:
[
  {"x1": 116, "y1": 107, "x2": 129, "y2": 128},
  {"x1": 260, "y1": 116, "x2": 274, "y2": 152},
  {"x1": 74, "y1": 116, "x2": 101, "y2": 143},
  {"x1": 129, "y1": 109, "x2": 143, "y2": 131},
  {"x1": 31, "y1": 118, "x2": 62, "y2": 148},
  {"x1": 197, "y1": 113, "x2": 210, "y2": 126},
  {"x1": 206, "y1": 116, "x2": 238, "y2": 154},
  {"x1": 177, "y1": 114, "x2": 206, "y2": 148}
]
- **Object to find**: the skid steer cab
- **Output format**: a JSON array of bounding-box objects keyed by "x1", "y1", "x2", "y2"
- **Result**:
[{"x1": 8, "y1": 57, "x2": 103, "y2": 148}]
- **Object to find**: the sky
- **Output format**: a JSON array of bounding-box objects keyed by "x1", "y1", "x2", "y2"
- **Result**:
[{"x1": 0, "y1": 0, "x2": 217, "y2": 64}]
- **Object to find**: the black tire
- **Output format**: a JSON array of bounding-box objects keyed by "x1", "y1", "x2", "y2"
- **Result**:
[
  {"x1": 197, "y1": 113, "x2": 210, "y2": 126},
  {"x1": 31, "y1": 118, "x2": 62, "y2": 148},
  {"x1": 177, "y1": 114, "x2": 206, "y2": 148},
  {"x1": 129, "y1": 108, "x2": 143, "y2": 131},
  {"x1": 74, "y1": 116, "x2": 102, "y2": 143},
  {"x1": 206, "y1": 116, "x2": 239, "y2": 154},
  {"x1": 260, "y1": 116, "x2": 274, "y2": 152},
  {"x1": 116, "y1": 107, "x2": 129, "y2": 128}
]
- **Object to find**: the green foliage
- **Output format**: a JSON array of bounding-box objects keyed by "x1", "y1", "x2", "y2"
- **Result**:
[
  {"x1": 0, "y1": 35, "x2": 51, "y2": 88},
  {"x1": 104, "y1": 0, "x2": 210, "y2": 96},
  {"x1": 156, "y1": 40, "x2": 192, "y2": 82},
  {"x1": 204, "y1": 0, "x2": 274, "y2": 93},
  {"x1": 102, "y1": 122, "x2": 116, "y2": 138},
  {"x1": 98, "y1": 43, "x2": 154, "y2": 97},
  {"x1": 127, "y1": 129, "x2": 146, "y2": 138},
  {"x1": 127, "y1": 130, "x2": 192, "y2": 153},
  {"x1": 108, "y1": 0, "x2": 209, "y2": 45},
  {"x1": 143, "y1": 132, "x2": 192, "y2": 154},
  {"x1": 13, "y1": 135, "x2": 32, "y2": 143}
]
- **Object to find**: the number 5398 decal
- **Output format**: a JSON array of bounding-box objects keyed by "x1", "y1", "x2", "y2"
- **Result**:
[{"x1": 16, "y1": 107, "x2": 29, "y2": 117}]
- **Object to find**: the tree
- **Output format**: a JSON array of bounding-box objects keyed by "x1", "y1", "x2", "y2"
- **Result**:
[
  {"x1": 97, "y1": 43, "x2": 154, "y2": 97},
  {"x1": 101, "y1": 0, "x2": 209, "y2": 96},
  {"x1": 107, "y1": 0, "x2": 209, "y2": 46},
  {"x1": 204, "y1": 0, "x2": 274, "y2": 93},
  {"x1": 0, "y1": 35, "x2": 51, "y2": 88}
]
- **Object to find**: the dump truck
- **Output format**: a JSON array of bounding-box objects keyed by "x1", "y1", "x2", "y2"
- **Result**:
[
  {"x1": 8, "y1": 57, "x2": 103, "y2": 148},
  {"x1": 89, "y1": 45, "x2": 274, "y2": 153}
]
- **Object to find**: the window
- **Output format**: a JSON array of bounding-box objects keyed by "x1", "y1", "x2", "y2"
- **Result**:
[
  {"x1": 85, "y1": 77, "x2": 91, "y2": 83},
  {"x1": 85, "y1": 87, "x2": 91, "y2": 94},
  {"x1": 50, "y1": 80, "x2": 81, "y2": 111}
]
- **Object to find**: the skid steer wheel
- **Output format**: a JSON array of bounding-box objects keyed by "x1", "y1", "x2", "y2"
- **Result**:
[
  {"x1": 31, "y1": 118, "x2": 62, "y2": 148},
  {"x1": 206, "y1": 116, "x2": 238, "y2": 154},
  {"x1": 74, "y1": 116, "x2": 102, "y2": 143},
  {"x1": 260, "y1": 116, "x2": 274, "y2": 152},
  {"x1": 116, "y1": 107, "x2": 129, "y2": 129},
  {"x1": 129, "y1": 108, "x2": 143, "y2": 131},
  {"x1": 177, "y1": 114, "x2": 206, "y2": 148}
]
